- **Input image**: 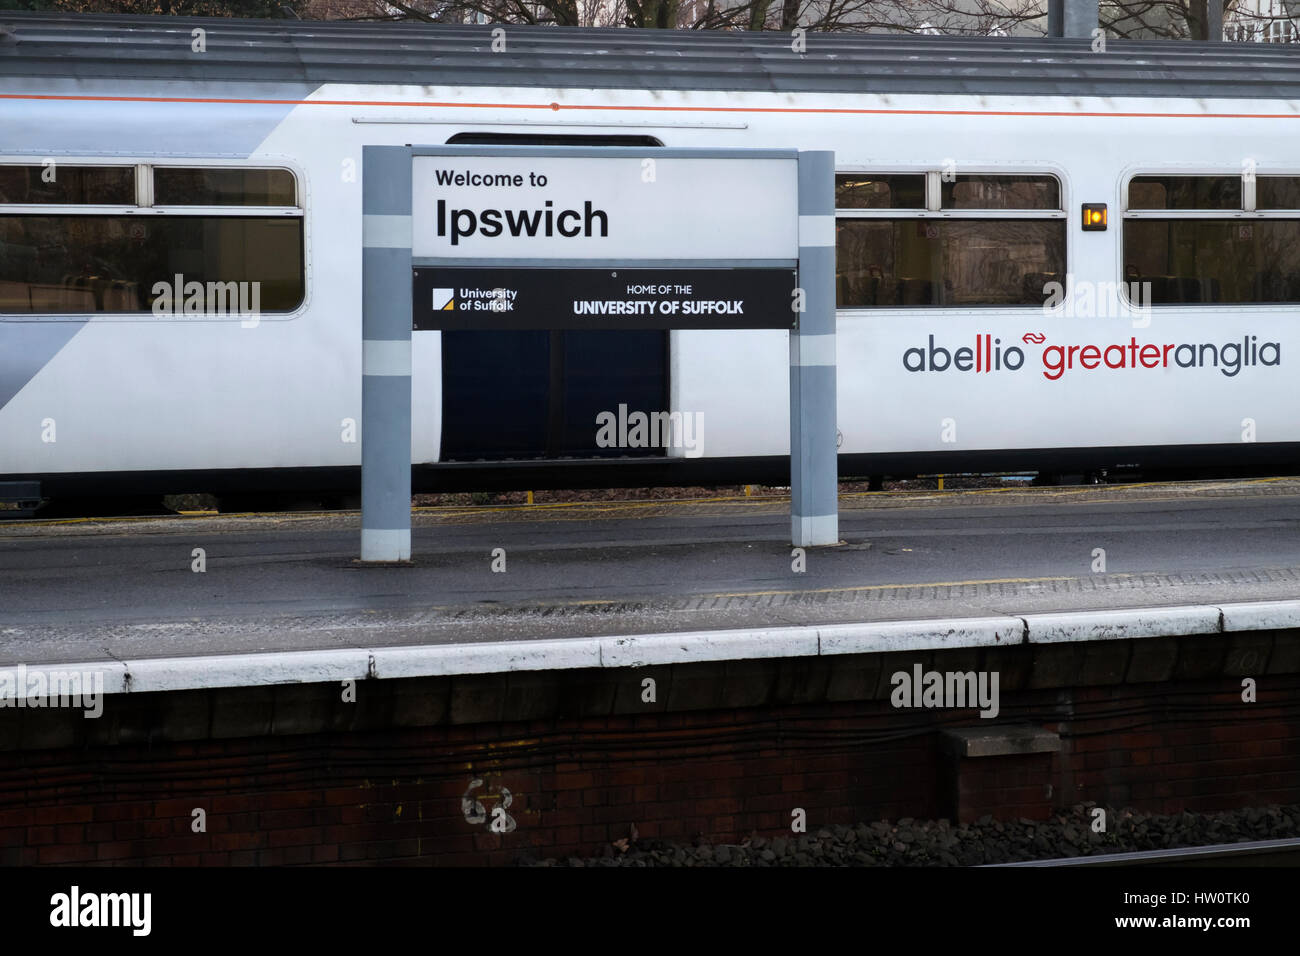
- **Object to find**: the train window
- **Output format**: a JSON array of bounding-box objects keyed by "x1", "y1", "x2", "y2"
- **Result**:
[
  {"x1": 0, "y1": 165, "x2": 134, "y2": 205},
  {"x1": 835, "y1": 175, "x2": 924, "y2": 209},
  {"x1": 1123, "y1": 220, "x2": 1300, "y2": 305},
  {"x1": 153, "y1": 167, "x2": 296, "y2": 206},
  {"x1": 1123, "y1": 171, "x2": 1300, "y2": 304},
  {"x1": 1257, "y1": 177, "x2": 1300, "y2": 210},
  {"x1": 1127, "y1": 176, "x2": 1241, "y2": 210},
  {"x1": 0, "y1": 163, "x2": 304, "y2": 315},
  {"x1": 940, "y1": 175, "x2": 1059, "y2": 210},
  {"x1": 837, "y1": 220, "x2": 1065, "y2": 307},
  {"x1": 835, "y1": 170, "x2": 1066, "y2": 307},
  {"x1": 0, "y1": 216, "x2": 304, "y2": 313}
]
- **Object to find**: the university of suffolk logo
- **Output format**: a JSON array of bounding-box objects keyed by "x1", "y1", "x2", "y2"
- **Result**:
[{"x1": 434, "y1": 287, "x2": 516, "y2": 312}]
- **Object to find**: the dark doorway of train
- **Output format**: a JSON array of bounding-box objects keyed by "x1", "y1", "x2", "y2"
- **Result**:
[
  {"x1": 359, "y1": 144, "x2": 838, "y2": 561},
  {"x1": 439, "y1": 328, "x2": 667, "y2": 462}
]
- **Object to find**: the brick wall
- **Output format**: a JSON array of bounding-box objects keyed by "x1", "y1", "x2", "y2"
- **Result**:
[{"x1": 2, "y1": 630, "x2": 1298, "y2": 864}]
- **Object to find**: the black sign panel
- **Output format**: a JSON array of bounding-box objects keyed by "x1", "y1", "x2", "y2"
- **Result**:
[{"x1": 413, "y1": 267, "x2": 798, "y2": 331}]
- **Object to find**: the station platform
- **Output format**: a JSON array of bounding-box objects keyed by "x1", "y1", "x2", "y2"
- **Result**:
[
  {"x1": 4, "y1": 478, "x2": 1300, "y2": 866},
  {"x1": 3, "y1": 477, "x2": 1300, "y2": 688}
]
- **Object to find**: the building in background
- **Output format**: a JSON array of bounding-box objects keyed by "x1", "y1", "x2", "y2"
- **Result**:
[{"x1": 1226, "y1": 0, "x2": 1298, "y2": 40}]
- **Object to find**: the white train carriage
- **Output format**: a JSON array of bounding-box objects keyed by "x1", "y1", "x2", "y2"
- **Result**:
[{"x1": 2, "y1": 13, "x2": 1299, "y2": 501}]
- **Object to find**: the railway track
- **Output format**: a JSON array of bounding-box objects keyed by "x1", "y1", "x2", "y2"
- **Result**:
[{"x1": 990, "y1": 836, "x2": 1300, "y2": 867}]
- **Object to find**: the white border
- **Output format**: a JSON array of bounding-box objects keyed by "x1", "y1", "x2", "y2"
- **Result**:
[{"x1": 21, "y1": 599, "x2": 1298, "y2": 699}]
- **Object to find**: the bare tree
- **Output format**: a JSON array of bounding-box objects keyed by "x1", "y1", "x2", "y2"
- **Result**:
[
  {"x1": 309, "y1": 0, "x2": 1298, "y2": 43},
  {"x1": 325, "y1": 0, "x2": 1050, "y2": 33}
]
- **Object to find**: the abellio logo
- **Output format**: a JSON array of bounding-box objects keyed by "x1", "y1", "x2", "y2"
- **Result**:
[
  {"x1": 904, "y1": 334, "x2": 1025, "y2": 374},
  {"x1": 904, "y1": 332, "x2": 1281, "y2": 380}
]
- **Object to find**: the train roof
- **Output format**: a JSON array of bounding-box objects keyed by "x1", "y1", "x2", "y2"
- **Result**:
[{"x1": 2, "y1": 11, "x2": 1300, "y2": 100}]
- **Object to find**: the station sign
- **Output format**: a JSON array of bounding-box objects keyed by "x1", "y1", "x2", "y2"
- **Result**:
[
  {"x1": 413, "y1": 266, "x2": 797, "y2": 331},
  {"x1": 361, "y1": 144, "x2": 836, "y2": 561},
  {"x1": 412, "y1": 154, "x2": 799, "y2": 260}
]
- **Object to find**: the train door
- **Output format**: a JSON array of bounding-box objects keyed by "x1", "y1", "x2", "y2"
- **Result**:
[
  {"x1": 437, "y1": 133, "x2": 669, "y2": 463},
  {"x1": 440, "y1": 329, "x2": 668, "y2": 461}
]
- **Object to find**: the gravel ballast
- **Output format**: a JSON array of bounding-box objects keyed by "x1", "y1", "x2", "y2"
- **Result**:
[{"x1": 521, "y1": 803, "x2": 1300, "y2": 866}]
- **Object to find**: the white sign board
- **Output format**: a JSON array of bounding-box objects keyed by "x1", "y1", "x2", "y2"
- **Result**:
[{"x1": 412, "y1": 155, "x2": 799, "y2": 260}]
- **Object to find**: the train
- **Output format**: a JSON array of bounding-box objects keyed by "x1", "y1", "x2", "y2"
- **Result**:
[{"x1": 3, "y1": 12, "x2": 1300, "y2": 507}]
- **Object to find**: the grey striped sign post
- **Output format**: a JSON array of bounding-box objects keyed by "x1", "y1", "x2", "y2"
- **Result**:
[
  {"x1": 360, "y1": 145, "x2": 413, "y2": 562},
  {"x1": 791, "y1": 150, "x2": 839, "y2": 547},
  {"x1": 361, "y1": 145, "x2": 837, "y2": 560}
]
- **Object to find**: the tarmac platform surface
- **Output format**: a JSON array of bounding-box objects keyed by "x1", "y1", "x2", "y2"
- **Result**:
[{"x1": 3, "y1": 478, "x2": 1300, "y2": 668}]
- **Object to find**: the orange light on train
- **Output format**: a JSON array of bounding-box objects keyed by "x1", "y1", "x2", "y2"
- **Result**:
[{"x1": 1082, "y1": 203, "x2": 1108, "y2": 230}]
